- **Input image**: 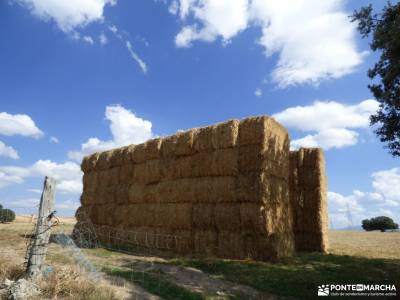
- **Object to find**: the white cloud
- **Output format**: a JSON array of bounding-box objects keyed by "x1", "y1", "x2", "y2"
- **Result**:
[
  {"x1": 15, "y1": 0, "x2": 117, "y2": 33},
  {"x1": 174, "y1": 0, "x2": 249, "y2": 47},
  {"x1": 0, "y1": 112, "x2": 43, "y2": 138},
  {"x1": 169, "y1": 0, "x2": 365, "y2": 86},
  {"x1": 329, "y1": 167, "x2": 400, "y2": 228},
  {"x1": 50, "y1": 136, "x2": 59, "y2": 144},
  {"x1": 273, "y1": 99, "x2": 379, "y2": 150},
  {"x1": 68, "y1": 105, "x2": 153, "y2": 162},
  {"x1": 126, "y1": 41, "x2": 148, "y2": 74},
  {"x1": 371, "y1": 168, "x2": 400, "y2": 205},
  {"x1": 0, "y1": 171, "x2": 23, "y2": 188},
  {"x1": 254, "y1": 88, "x2": 262, "y2": 97},
  {"x1": 0, "y1": 160, "x2": 82, "y2": 194},
  {"x1": 0, "y1": 141, "x2": 19, "y2": 159},
  {"x1": 99, "y1": 32, "x2": 108, "y2": 45},
  {"x1": 82, "y1": 35, "x2": 94, "y2": 45}
]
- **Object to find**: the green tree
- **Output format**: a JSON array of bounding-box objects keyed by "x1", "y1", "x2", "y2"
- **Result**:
[
  {"x1": 362, "y1": 216, "x2": 399, "y2": 232},
  {"x1": 351, "y1": 2, "x2": 400, "y2": 156},
  {"x1": 0, "y1": 208, "x2": 16, "y2": 223}
]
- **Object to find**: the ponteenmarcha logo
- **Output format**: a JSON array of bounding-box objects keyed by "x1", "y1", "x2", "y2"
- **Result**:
[{"x1": 318, "y1": 285, "x2": 329, "y2": 296}]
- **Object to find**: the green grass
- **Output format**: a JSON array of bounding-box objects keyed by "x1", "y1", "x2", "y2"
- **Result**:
[
  {"x1": 169, "y1": 253, "x2": 400, "y2": 300},
  {"x1": 102, "y1": 266, "x2": 206, "y2": 300}
]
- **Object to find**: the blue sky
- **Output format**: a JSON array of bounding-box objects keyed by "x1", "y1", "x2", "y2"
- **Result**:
[{"x1": 0, "y1": 0, "x2": 398, "y2": 228}]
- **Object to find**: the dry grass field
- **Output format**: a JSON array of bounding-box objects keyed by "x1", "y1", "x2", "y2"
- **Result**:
[{"x1": 1, "y1": 218, "x2": 399, "y2": 299}]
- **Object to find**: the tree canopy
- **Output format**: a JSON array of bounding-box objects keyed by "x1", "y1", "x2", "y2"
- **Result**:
[
  {"x1": 362, "y1": 216, "x2": 399, "y2": 231},
  {"x1": 351, "y1": 2, "x2": 400, "y2": 156}
]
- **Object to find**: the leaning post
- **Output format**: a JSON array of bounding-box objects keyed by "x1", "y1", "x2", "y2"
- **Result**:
[{"x1": 26, "y1": 176, "x2": 56, "y2": 279}]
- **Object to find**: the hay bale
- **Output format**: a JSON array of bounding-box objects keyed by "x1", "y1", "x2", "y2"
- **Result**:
[
  {"x1": 81, "y1": 153, "x2": 100, "y2": 172},
  {"x1": 238, "y1": 116, "x2": 288, "y2": 146},
  {"x1": 145, "y1": 138, "x2": 162, "y2": 160},
  {"x1": 119, "y1": 164, "x2": 134, "y2": 185},
  {"x1": 175, "y1": 129, "x2": 197, "y2": 156},
  {"x1": 128, "y1": 183, "x2": 145, "y2": 203},
  {"x1": 193, "y1": 125, "x2": 216, "y2": 152},
  {"x1": 192, "y1": 177, "x2": 236, "y2": 203},
  {"x1": 160, "y1": 135, "x2": 178, "y2": 158},
  {"x1": 194, "y1": 230, "x2": 217, "y2": 255},
  {"x1": 115, "y1": 184, "x2": 130, "y2": 205},
  {"x1": 212, "y1": 119, "x2": 239, "y2": 149},
  {"x1": 109, "y1": 147, "x2": 125, "y2": 167},
  {"x1": 112, "y1": 205, "x2": 127, "y2": 227},
  {"x1": 236, "y1": 172, "x2": 266, "y2": 202},
  {"x1": 173, "y1": 230, "x2": 193, "y2": 253},
  {"x1": 96, "y1": 150, "x2": 113, "y2": 170},
  {"x1": 217, "y1": 231, "x2": 244, "y2": 259},
  {"x1": 154, "y1": 203, "x2": 192, "y2": 230},
  {"x1": 240, "y1": 203, "x2": 267, "y2": 234},
  {"x1": 132, "y1": 143, "x2": 147, "y2": 163},
  {"x1": 192, "y1": 204, "x2": 215, "y2": 229},
  {"x1": 82, "y1": 172, "x2": 98, "y2": 194},
  {"x1": 97, "y1": 168, "x2": 119, "y2": 187},
  {"x1": 214, "y1": 204, "x2": 241, "y2": 231},
  {"x1": 125, "y1": 204, "x2": 155, "y2": 227},
  {"x1": 80, "y1": 192, "x2": 95, "y2": 206}
]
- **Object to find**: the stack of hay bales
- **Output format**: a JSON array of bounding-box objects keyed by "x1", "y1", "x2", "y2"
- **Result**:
[
  {"x1": 74, "y1": 115, "x2": 328, "y2": 261},
  {"x1": 289, "y1": 148, "x2": 328, "y2": 252}
]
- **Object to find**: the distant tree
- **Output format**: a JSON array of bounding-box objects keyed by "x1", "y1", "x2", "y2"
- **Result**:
[
  {"x1": 0, "y1": 208, "x2": 16, "y2": 223},
  {"x1": 0, "y1": 203, "x2": 3, "y2": 210},
  {"x1": 351, "y1": 2, "x2": 400, "y2": 156},
  {"x1": 362, "y1": 216, "x2": 399, "y2": 232}
]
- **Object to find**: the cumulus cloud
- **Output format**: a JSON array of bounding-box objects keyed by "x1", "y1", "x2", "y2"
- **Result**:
[
  {"x1": 0, "y1": 141, "x2": 19, "y2": 159},
  {"x1": 273, "y1": 99, "x2": 379, "y2": 150},
  {"x1": 82, "y1": 35, "x2": 94, "y2": 45},
  {"x1": 68, "y1": 105, "x2": 153, "y2": 162},
  {"x1": 169, "y1": 0, "x2": 365, "y2": 86},
  {"x1": 329, "y1": 168, "x2": 400, "y2": 228},
  {"x1": 15, "y1": 0, "x2": 117, "y2": 33},
  {"x1": 0, "y1": 160, "x2": 82, "y2": 194},
  {"x1": 0, "y1": 112, "x2": 43, "y2": 138}
]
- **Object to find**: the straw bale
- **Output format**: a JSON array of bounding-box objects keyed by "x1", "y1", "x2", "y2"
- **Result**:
[
  {"x1": 113, "y1": 205, "x2": 127, "y2": 226},
  {"x1": 243, "y1": 235, "x2": 278, "y2": 261},
  {"x1": 134, "y1": 160, "x2": 164, "y2": 185},
  {"x1": 81, "y1": 153, "x2": 100, "y2": 172},
  {"x1": 193, "y1": 125, "x2": 216, "y2": 152},
  {"x1": 109, "y1": 147, "x2": 125, "y2": 167},
  {"x1": 128, "y1": 183, "x2": 145, "y2": 203},
  {"x1": 214, "y1": 204, "x2": 241, "y2": 231},
  {"x1": 125, "y1": 204, "x2": 155, "y2": 227},
  {"x1": 115, "y1": 184, "x2": 130, "y2": 205},
  {"x1": 240, "y1": 203, "x2": 267, "y2": 234},
  {"x1": 96, "y1": 150, "x2": 114, "y2": 170},
  {"x1": 155, "y1": 179, "x2": 193, "y2": 203},
  {"x1": 213, "y1": 119, "x2": 239, "y2": 149},
  {"x1": 143, "y1": 184, "x2": 158, "y2": 203},
  {"x1": 217, "y1": 231, "x2": 244, "y2": 259},
  {"x1": 160, "y1": 135, "x2": 178, "y2": 158},
  {"x1": 238, "y1": 144, "x2": 289, "y2": 178},
  {"x1": 89, "y1": 205, "x2": 101, "y2": 225},
  {"x1": 173, "y1": 230, "x2": 192, "y2": 253},
  {"x1": 121, "y1": 226, "x2": 156, "y2": 248},
  {"x1": 236, "y1": 172, "x2": 266, "y2": 202},
  {"x1": 154, "y1": 228, "x2": 176, "y2": 250},
  {"x1": 154, "y1": 203, "x2": 192, "y2": 229},
  {"x1": 75, "y1": 206, "x2": 91, "y2": 222},
  {"x1": 193, "y1": 176, "x2": 236, "y2": 203},
  {"x1": 192, "y1": 204, "x2": 215, "y2": 229},
  {"x1": 132, "y1": 143, "x2": 147, "y2": 163},
  {"x1": 194, "y1": 230, "x2": 217, "y2": 255},
  {"x1": 95, "y1": 185, "x2": 115, "y2": 205},
  {"x1": 83, "y1": 171, "x2": 98, "y2": 193},
  {"x1": 119, "y1": 164, "x2": 134, "y2": 185},
  {"x1": 145, "y1": 138, "x2": 162, "y2": 160},
  {"x1": 80, "y1": 192, "x2": 95, "y2": 206},
  {"x1": 97, "y1": 168, "x2": 119, "y2": 187},
  {"x1": 175, "y1": 129, "x2": 197, "y2": 156},
  {"x1": 238, "y1": 116, "x2": 288, "y2": 146},
  {"x1": 101, "y1": 204, "x2": 115, "y2": 226},
  {"x1": 123, "y1": 145, "x2": 135, "y2": 164}
]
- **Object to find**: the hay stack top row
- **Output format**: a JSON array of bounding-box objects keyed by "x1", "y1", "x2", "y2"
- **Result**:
[{"x1": 81, "y1": 116, "x2": 288, "y2": 173}]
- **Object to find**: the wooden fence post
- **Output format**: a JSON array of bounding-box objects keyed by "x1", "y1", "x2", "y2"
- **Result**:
[{"x1": 26, "y1": 176, "x2": 56, "y2": 279}]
